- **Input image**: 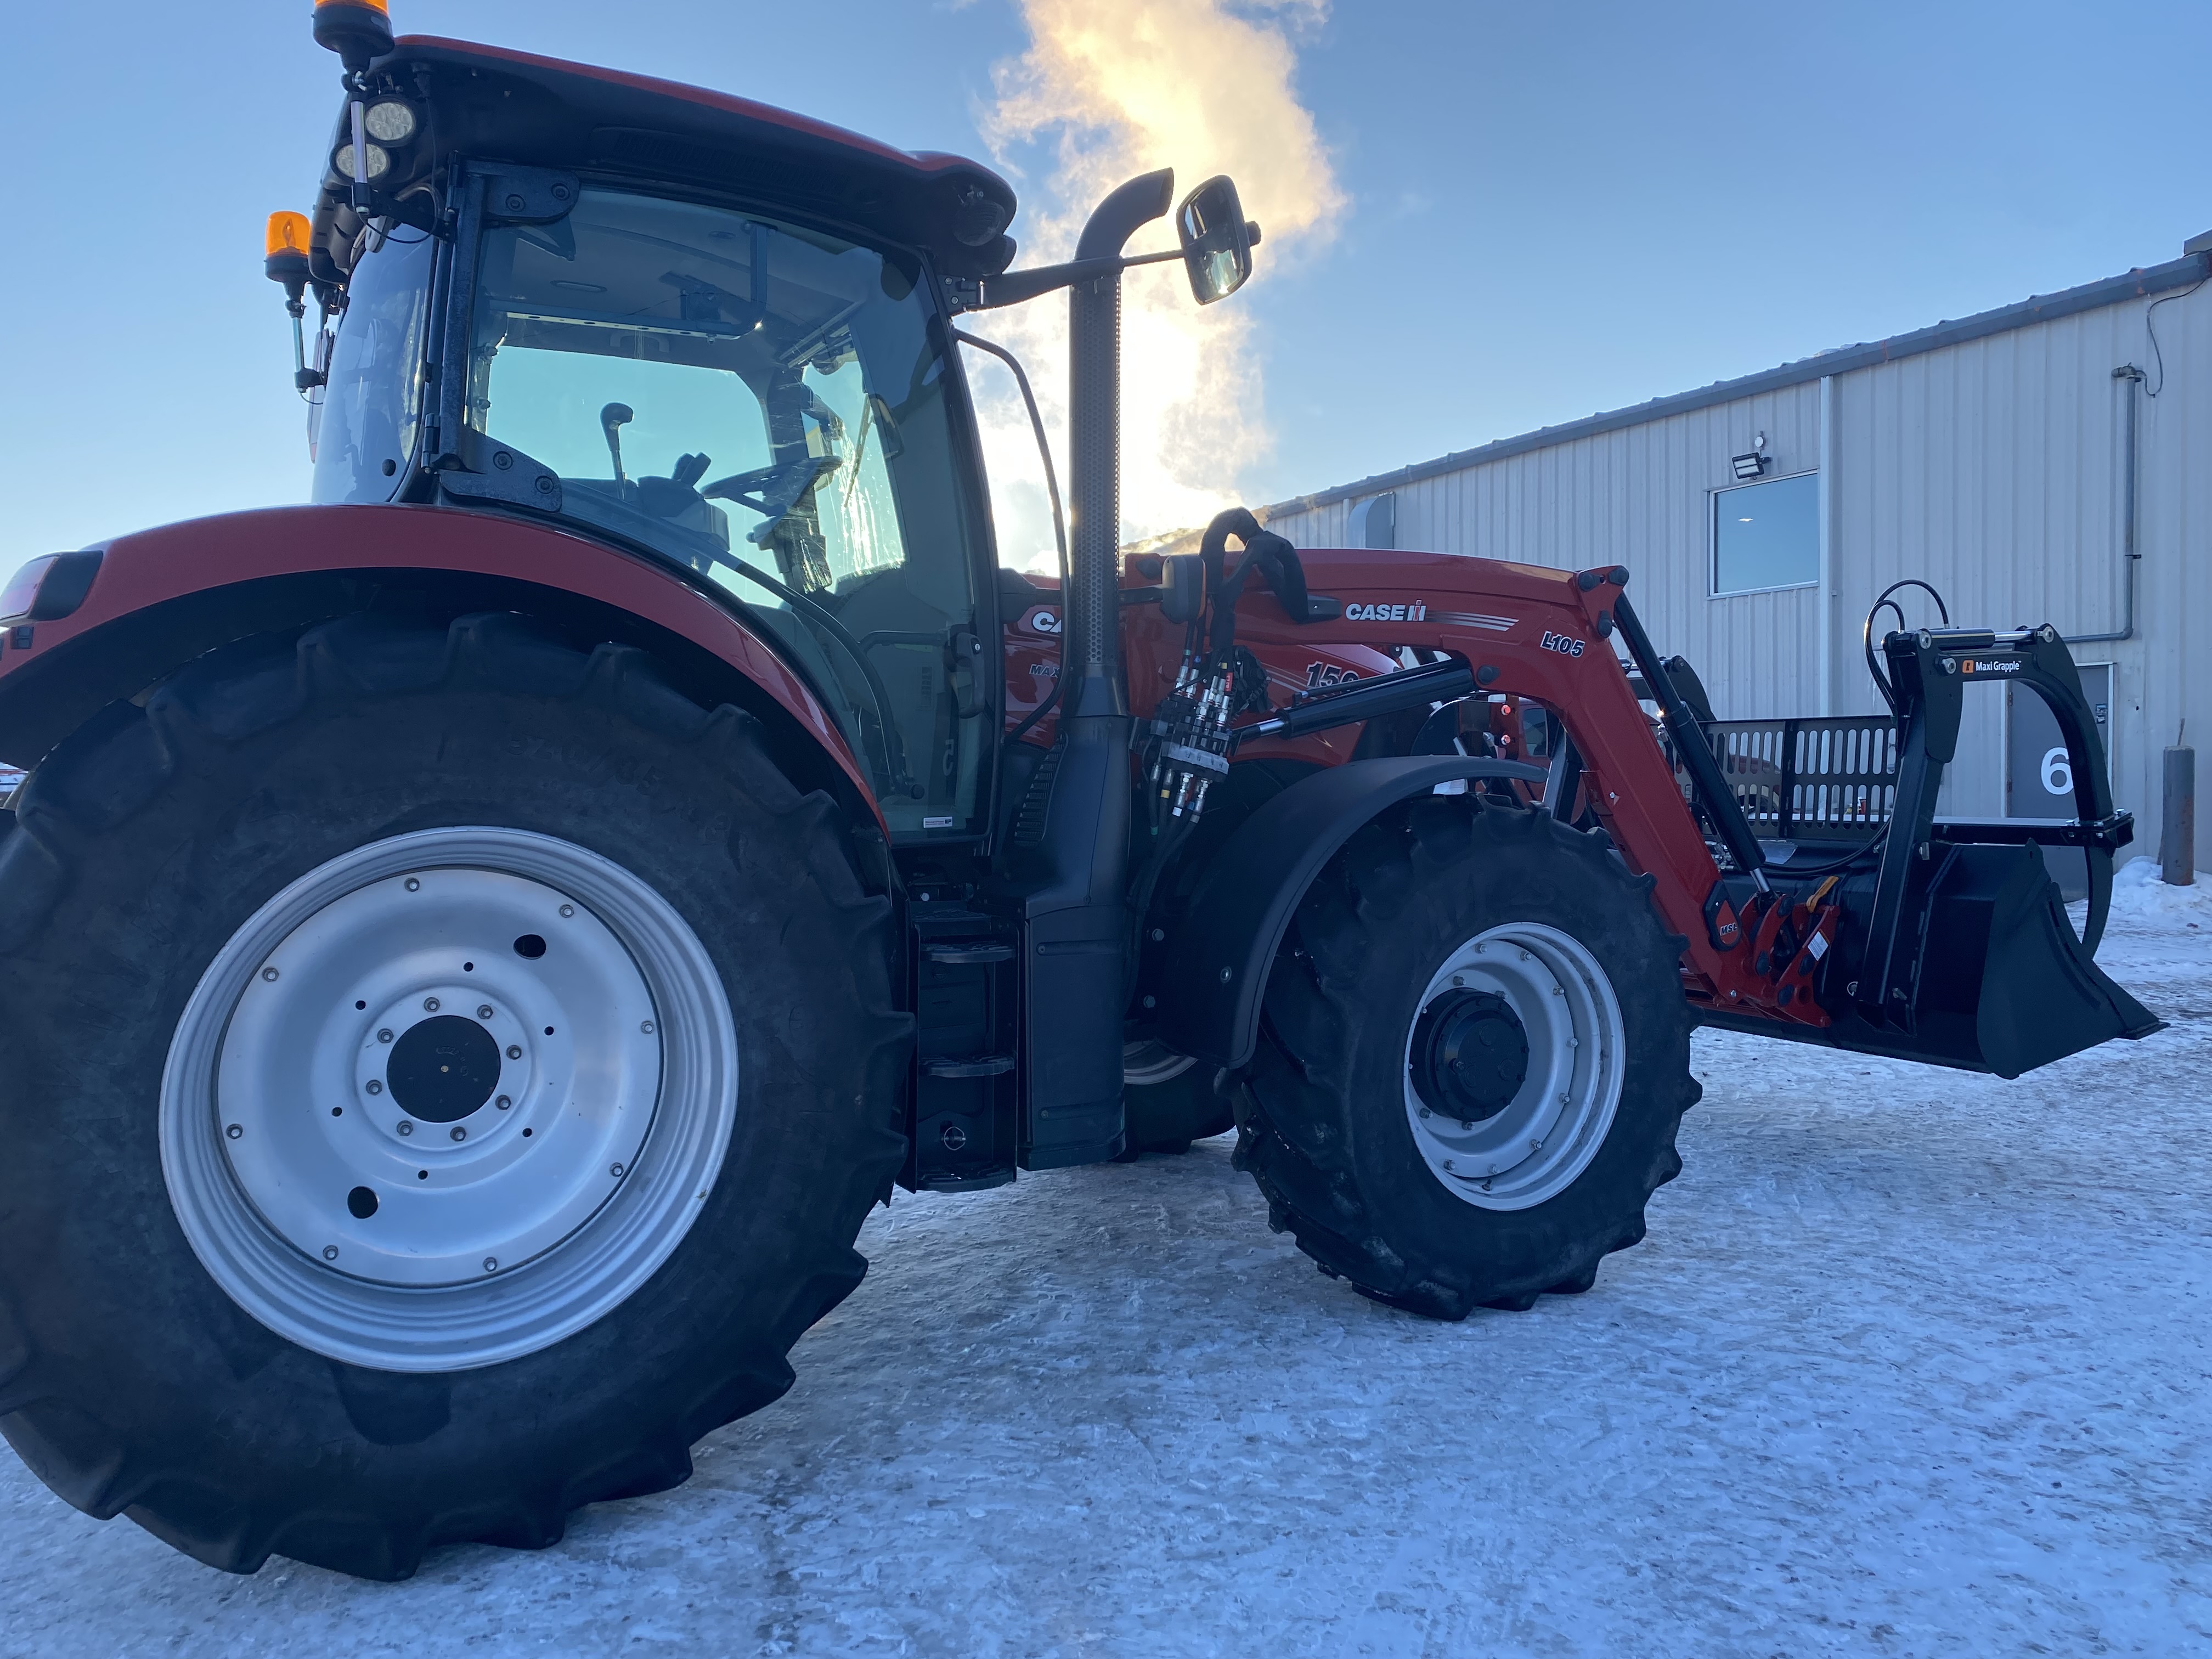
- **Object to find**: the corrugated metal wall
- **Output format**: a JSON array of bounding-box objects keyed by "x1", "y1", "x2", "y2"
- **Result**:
[{"x1": 1263, "y1": 282, "x2": 2211, "y2": 865}]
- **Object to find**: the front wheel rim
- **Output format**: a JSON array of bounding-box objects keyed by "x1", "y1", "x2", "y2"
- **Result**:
[
  {"x1": 161, "y1": 827, "x2": 738, "y2": 1373},
  {"x1": 1402, "y1": 921, "x2": 1626, "y2": 1211}
]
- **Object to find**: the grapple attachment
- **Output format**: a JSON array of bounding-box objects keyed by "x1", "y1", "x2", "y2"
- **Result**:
[{"x1": 1815, "y1": 624, "x2": 2160, "y2": 1077}]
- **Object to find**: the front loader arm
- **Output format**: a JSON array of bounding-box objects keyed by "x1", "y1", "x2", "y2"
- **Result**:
[{"x1": 1217, "y1": 551, "x2": 1795, "y2": 1024}]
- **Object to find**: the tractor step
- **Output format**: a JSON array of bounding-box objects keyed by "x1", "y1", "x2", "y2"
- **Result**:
[{"x1": 904, "y1": 906, "x2": 1020, "y2": 1192}]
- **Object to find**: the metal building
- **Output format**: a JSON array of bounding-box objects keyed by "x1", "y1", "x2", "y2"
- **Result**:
[{"x1": 1259, "y1": 238, "x2": 2211, "y2": 871}]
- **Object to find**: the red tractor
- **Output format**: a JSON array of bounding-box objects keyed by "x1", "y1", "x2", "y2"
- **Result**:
[{"x1": 0, "y1": 1, "x2": 2157, "y2": 1579}]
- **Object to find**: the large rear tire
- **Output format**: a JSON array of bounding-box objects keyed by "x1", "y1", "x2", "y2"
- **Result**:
[
  {"x1": 0, "y1": 612, "x2": 909, "y2": 1578},
  {"x1": 1233, "y1": 795, "x2": 1697, "y2": 1317}
]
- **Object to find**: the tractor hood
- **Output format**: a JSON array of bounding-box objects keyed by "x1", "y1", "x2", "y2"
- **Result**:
[{"x1": 308, "y1": 34, "x2": 1019, "y2": 289}]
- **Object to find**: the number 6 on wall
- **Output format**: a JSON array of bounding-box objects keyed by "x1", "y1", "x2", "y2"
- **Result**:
[{"x1": 2040, "y1": 745, "x2": 2073, "y2": 797}]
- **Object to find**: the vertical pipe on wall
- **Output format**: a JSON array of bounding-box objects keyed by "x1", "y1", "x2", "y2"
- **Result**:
[
  {"x1": 1817, "y1": 374, "x2": 1837, "y2": 715},
  {"x1": 2069, "y1": 365, "x2": 2142, "y2": 645}
]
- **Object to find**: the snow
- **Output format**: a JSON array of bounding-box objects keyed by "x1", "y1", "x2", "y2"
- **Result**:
[{"x1": 4, "y1": 866, "x2": 2210, "y2": 1656}]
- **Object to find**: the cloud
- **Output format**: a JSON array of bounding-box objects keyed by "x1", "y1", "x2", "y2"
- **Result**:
[{"x1": 961, "y1": 0, "x2": 1344, "y2": 567}]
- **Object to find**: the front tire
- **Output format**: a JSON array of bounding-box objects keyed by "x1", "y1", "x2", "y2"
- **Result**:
[
  {"x1": 0, "y1": 612, "x2": 909, "y2": 1578},
  {"x1": 1233, "y1": 796, "x2": 1697, "y2": 1317}
]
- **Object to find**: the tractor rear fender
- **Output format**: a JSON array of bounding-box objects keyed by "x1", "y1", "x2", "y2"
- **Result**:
[
  {"x1": 0, "y1": 505, "x2": 884, "y2": 841},
  {"x1": 1156, "y1": 757, "x2": 1547, "y2": 1070}
]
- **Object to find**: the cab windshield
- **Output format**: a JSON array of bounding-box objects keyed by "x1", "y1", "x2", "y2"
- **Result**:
[{"x1": 464, "y1": 189, "x2": 987, "y2": 838}]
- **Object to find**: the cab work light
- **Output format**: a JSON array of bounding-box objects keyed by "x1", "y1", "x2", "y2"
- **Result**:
[
  {"x1": 0, "y1": 551, "x2": 103, "y2": 627},
  {"x1": 331, "y1": 142, "x2": 391, "y2": 183},
  {"x1": 363, "y1": 99, "x2": 417, "y2": 144}
]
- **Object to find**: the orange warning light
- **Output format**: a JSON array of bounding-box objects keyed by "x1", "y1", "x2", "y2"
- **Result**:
[
  {"x1": 314, "y1": 0, "x2": 394, "y2": 73},
  {"x1": 264, "y1": 211, "x2": 312, "y2": 263},
  {"x1": 264, "y1": 211, "x2": 313, "y2": 298}
]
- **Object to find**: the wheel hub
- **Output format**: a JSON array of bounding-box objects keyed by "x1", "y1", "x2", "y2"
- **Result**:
[
  {"x1": 161, "y1": 826, "x2": 738, "y2": 1372},
  {"x1": 1402, "y1": 922, "x2": 1626, "y2": 1212},
  {"x1": 385, "y1": 1014, "x2": 503, "y2": 1124},
  {"x1": 1409, "y1": 989, "x2": 1528, "y2": 1122}
]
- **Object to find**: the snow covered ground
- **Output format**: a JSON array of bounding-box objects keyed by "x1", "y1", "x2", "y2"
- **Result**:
[{"x1": 4, "y1": 864, "x2": 2208, "y2": 1657}]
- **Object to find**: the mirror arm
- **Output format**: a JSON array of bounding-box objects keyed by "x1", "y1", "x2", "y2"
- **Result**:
[{"x1": 951, "y1": 247, "x2": 1183, "y2": 313}]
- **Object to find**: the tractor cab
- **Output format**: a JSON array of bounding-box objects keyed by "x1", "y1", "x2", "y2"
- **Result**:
[
  {"x1": 289, "y1": 25, "x2": 1026, "y2": 841},
  {"x1": 283, "y1": 19, "x2": 1252, "y2": 854}
]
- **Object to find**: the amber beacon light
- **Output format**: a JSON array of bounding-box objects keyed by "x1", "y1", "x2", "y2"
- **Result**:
[
  {"x1": 263, "y1": 211, "x2": 320, "y2": 390},
  {"x1": 312, "y1": 0, "x2": 394, "y2": 74},
  {"x1": 263, "y1": 211, "x2": 312, "y2": 290}
]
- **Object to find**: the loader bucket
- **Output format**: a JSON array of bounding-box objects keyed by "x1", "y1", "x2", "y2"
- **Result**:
[{"x1": 1842, "y1": 843, "x2": 2161, "y2": 1079}]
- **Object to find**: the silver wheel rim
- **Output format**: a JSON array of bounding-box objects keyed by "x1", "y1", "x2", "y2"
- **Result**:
[
  {"x1": 1122, "y1": 1039, "x2": 1199, "y2": 1087},
  {"x1": 1402, "y1": 922, "x2": 1625, "y2": 1211},
  {"x1": 161, "y1": 827, "x2": 737, "y2": 1373}
]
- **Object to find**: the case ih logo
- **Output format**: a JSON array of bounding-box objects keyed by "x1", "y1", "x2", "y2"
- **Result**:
[
  {"x1": 1345, "y1": 601, "x2": 1428, "y2": 623},
  {"x1": 1540, "y1": 630, "x2": 1587, "y2": 658}
]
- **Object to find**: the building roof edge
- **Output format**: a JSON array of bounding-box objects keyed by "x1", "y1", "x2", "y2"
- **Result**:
[{"x1": 1265, "y1": 252, "x2": 2211, "y2": 520}]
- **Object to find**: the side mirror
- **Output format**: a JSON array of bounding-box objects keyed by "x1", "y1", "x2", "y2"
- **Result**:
[
  {"x1": 1159, "y1": 553, "x2": 1206, "y2": 623},
  {"x1": 1178, "y1": 176, "x2": 1258, "y2": 306}
]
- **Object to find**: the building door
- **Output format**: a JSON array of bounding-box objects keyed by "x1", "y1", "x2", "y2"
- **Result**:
[{"x1": 2004, "y1": 663, "x2": 2112, "y2": 900}]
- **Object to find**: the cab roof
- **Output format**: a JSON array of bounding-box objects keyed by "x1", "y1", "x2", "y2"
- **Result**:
[{"x1": 332, "y1": 35, "x2": 1020, "y2": 278}]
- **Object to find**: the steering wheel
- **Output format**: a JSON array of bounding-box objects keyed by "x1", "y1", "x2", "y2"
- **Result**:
[{"x1": 702, "y1": 455, "x2": 840, "y2": 544}]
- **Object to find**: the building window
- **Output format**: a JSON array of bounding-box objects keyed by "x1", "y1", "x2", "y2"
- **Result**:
[{"x1": 1712, "y1": 471, "x2": 1818, "y2": 595}]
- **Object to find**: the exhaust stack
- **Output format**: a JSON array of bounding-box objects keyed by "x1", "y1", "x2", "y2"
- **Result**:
[{"x1": 1015, "y1": 170, "x2": 1174, "y2": 1170}]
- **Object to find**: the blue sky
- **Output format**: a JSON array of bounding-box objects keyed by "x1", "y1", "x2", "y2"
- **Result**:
[{"x1": 3, "y1": 1, "x2": 2207, "y2": 561}]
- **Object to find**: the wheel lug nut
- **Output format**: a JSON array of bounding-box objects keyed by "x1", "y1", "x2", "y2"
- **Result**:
[
  {"x1": 477, "y1": 1005, "x2": 494, "y2": 1020},
  {"x1": 450, "y1": 1126, "x2": 467, "y2": 1142},
  {"x1": 225, "y1": 1123, "x2": 244, "y2": 1139},
  {"x1": 377, "y1": 1029, "x2": 393, "y2": 1043},
  {"x1": 1418, "y1": 1107, "x2": 1431, "y2": 1119},
  {"x1": 496, "y1": 1094, "x2": 512, "y2": 1110},
  {"x1": 365, "y1": 1079, "x2": 383, "y2": 1095},
  {"x1": 323, "y1": 1245, "x2": 340, "y2": 1261},
  {"x1": 610, "y1": 1163, "x2": 625, "y2": 1178},
  {"x1": 558, "y1": 904, "x2": 574, "y2": 918},
  {"x1": 397, "y1": 1120, "x2": 413, "y2": 1136},
  {"x1": 424, "y1": 996, "x2": 440, "y2": 1012},
  {"x1": 484, "y1": 1257, "x2": 499, "y2": 1273},
  {"x1": 261, "y1": 966, "x2": 280, "y2": 983},
  {"x1": 405, "y1": 877, "x2": 421, "y2": 892},
  {"x1": 506, "y1": 1045, "x2": 523, "y2": 1060},
  {"x1": 640, "y1": 1020, "x2": 654, "y2": 1035}
]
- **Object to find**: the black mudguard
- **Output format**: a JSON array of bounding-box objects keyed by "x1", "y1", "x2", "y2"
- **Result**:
[{"x1": 1156, "y1": 757, "x2": 1545, "y2": 1070}]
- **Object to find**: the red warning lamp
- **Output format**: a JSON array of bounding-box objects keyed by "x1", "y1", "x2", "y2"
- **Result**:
[{"x1": 313, "y1": 0, "x2": 394, "y2": 75}]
